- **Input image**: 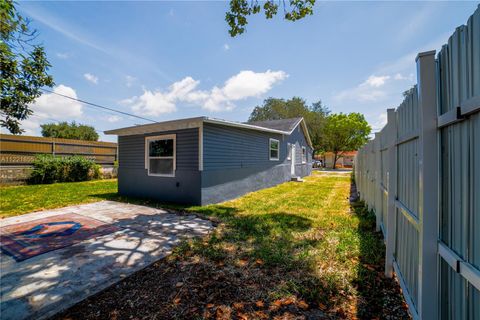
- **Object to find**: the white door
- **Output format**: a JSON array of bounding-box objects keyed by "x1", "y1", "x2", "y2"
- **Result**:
[{"x1": 291, "y1": 144, "x2": 296, "y2": 176}]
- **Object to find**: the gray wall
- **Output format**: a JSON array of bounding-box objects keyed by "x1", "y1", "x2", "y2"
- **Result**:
[
  {"x1": 201, "y1": 123, "x2": 312, "y2": 205},
  {"x1": 118, "y1": 128, "x2": 201, "y2": 204},
  {"x1": 117, "y1": 123, "x2": 312, "y2": 206}
]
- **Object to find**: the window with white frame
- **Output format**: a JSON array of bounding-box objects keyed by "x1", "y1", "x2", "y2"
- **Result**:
[
  {"x1": 287, "y1": 143, "x2": 292, "y2": 160},
  {"x1": 302, "y1": 146, "x2": 307, "y2": 163},
  {"x1": 269, "y1": 138, "x2": 279, "y2": 160},
  {"x1": 145, "y1": 135, "x2": 176, "y2": 176}
]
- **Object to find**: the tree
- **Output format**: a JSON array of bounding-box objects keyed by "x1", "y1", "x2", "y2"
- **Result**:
[
  {"x1": 1, "y1": 0, "x2": 54, "y2": 134},
  {"x1": 41, "y1": 122, "x2": 99, "y2": 141},
  {"x1": 226, "y1": 0, "x2": 315, "y2": 37},
  {"x1": 248, "y1": 97, "x2": 329, "y2": 155},
  {"x1": 321, "y1": 113, "x2": 371, "y2": 169}
]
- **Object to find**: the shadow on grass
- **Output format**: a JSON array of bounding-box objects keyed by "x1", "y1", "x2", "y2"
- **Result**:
[
  {"x1": 52, "y1": 198, "x2": 336, "y2": 319},
  {"x1": 350, "y1": 181, "x2": 410, "y2": 319},
  {"x1": 65, "y1": 191, "x2": 346, "y2": 318}
]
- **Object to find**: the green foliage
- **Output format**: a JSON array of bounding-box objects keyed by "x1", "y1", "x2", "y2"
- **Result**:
[
  {"x1": 226, "y1": 0, "x2": 315, "y2": 37},
  {"x1": 320, "y1": 113, "x2": 371, "y2": 168},
  {"x1": 29, "y1": 154, "x2": 101, "y2": 184},
  {"x1": 248, "y1": 97, "x2": 329, "y2": 155},
  {"x1": 40, "y1": 121, "x2": 99, "y2": 141},
  {"x1": 1, "y1": 0, "x2": 54, "y2": 134}
]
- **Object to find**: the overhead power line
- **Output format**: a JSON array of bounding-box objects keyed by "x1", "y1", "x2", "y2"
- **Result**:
[
  {"x1": 40, "y1": 88, "x2": 157, "y2": 124},
  {"x1": 29, "y1": 113, "x2": 111, "y2": 132}
]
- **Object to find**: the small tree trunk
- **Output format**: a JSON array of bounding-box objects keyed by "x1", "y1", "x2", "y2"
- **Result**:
[{"x1": 332, "y1": 152, "x2": 338, "y2": 169}]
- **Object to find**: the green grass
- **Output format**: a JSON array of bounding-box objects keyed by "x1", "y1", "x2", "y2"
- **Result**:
[
  {"x1": 170, "y1": 171, "x2": 406, "y2": 318},
  {"x1": 1, "y1": 173, "x2": 407, "y2": 318},
  {"x1": 0, "y1": 179, "x2": 118, "y2": 217}
]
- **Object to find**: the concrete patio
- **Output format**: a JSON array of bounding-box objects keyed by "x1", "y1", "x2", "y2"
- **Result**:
[{"x1": 0, "y1": 201, "x2": 214, "y2": 320}]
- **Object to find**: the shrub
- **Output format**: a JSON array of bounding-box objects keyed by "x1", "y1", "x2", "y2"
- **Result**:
[{"x1": 29, "y1": 154, "x2": 101, "y2": 184}]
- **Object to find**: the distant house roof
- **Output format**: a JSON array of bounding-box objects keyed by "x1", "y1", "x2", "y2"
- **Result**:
[
  {"x1": 105, "y1": 116, "x2": 313, "y2": 147},
  {"x1": 323, "y1": 151, "x2": 357, "y2": 157},
  {"x1": 247, "y1": 118, "x2": 303, "y2": 132}
]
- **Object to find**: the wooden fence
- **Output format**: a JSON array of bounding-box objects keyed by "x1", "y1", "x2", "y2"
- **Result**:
[
  {"x1": 0, "y1": 134, "x2": 117, "y2": 165},
  {"x1": 355, "y1": 6, "x2": 479, "y2": 320}
]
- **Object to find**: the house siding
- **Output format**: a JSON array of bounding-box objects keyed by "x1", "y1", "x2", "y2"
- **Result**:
[
  {"x1": 117, "y1": 128, "x2": 201, "y2": 204},
  {"x1": 201, "y1": 123, "x2": 312, "y2": 205}
]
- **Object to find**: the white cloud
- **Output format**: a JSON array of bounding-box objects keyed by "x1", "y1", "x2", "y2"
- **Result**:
[
  {"x1": 19, "y1": 118, "x2": 42, "y2": 136},
  {"x1": 372, "y1": 112, "x2": 388, "y2": 132},
  {"x1": 125, "y1": 75, "x2": 136, "y2": 87},
  {"x1": 123, "y1": 90, "x2": 178, "y2": 117},
  {"x1": 364, "y1": 75, "x2": 390, "y2": 87},
  {"x1": 223, "y1": 44, "x2": 230, "y2": 51},
  {"x1": 56, "y1": 52, "x2": 69, "y2": 59},
  {"x1": 333, "y1": 74, "x2": 391, "y2": 103},
  {"x1": 84, "y1": 73, "x2": 99, "y2": 84},
  {"x1": 31, "y1": 85, "x2": 83, "y2": 119},
  {"x1": 122, "y1": 70, "x2": 288, "y2": 115},
  {"x1": 107, "y1": 115, "x2": 122, "y2": 123},
  {"x1": 393, "y1": 73, "x2": 414, "y2": 81}
]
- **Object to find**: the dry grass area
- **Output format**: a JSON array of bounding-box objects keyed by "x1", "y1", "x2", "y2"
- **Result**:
[{"x1": 54, "y1": 172, "x2": 410, "y2": 319}]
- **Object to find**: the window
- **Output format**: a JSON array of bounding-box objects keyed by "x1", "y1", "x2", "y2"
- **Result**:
[
  {"x1": 302, "y1": 146, "x2": 307, "y2": 164},
  {"x1": 145, "y1": 135, "x2": 176, "y2": 176},
  {"x1": 269, "y1": 138, "x2": 279, "y2": 161},
  {"x1": 287, "y1": 143, "x2": 292, "y2": 160}
]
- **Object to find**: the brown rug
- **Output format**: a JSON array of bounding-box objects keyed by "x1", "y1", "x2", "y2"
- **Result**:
[{"x1": 0, "y1": 213, "x2": 121, "y2": 261}]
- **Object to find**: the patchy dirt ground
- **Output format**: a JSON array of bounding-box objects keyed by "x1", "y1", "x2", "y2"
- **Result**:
[{"x1": 53, "y1": 173, "x2": 410, "y2": 320}]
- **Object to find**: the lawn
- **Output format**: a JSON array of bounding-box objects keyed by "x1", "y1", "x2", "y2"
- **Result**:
[
  {"x1": 52, "y1": 171, "x2": 409, "y2": 319},
  {"x1": 0, "y1": 179, "x2": 118, "y2": 218}
]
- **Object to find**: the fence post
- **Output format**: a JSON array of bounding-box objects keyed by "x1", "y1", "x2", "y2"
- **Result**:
[
  {"x1": 374, "y1": 133, "x2": 382, "y2": 231},
  {"x1": 416, "y1": 50, "x2": 438, "y2": 320},
  {"x1": 385, "y1": 108, "x2": 397, "y2": 278}
]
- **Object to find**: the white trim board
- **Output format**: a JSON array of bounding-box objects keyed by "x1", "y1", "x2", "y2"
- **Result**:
[{"x1": 105, "y1": 116, "x2": 313, "y2": 148}]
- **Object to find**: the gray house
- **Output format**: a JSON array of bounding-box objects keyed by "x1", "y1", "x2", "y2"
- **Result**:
[{"x1": 105, "y1": 116, "x2": 313, "y2": 205}]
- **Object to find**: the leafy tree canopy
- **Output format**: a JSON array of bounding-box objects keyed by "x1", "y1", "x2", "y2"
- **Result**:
[
  {"x1": 226, "y1": 0, "x2": 315, "y2": 37},
  {"x1": 320, "y1": 113, "x2": 371, "y2": 168},
  {"x1": 1, "y1": 0, "x2": 54, "y2": 134},
  {"x1": 248, "y1": 97, "x2": 329, "y2": 154},
  {"x1": 41, "y1": 122, "x2": 99, "y2": 141}
]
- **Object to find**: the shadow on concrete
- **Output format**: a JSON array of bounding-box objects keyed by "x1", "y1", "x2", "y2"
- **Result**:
[{"x1": 0, "y1": 201, "x2": 213, "y2": 320}]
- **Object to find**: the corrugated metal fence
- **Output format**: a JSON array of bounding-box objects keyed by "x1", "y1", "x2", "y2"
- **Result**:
[
  {"x1": 355, "y1": 5, "x2": 480, "y2": 320},
  {"x1": 0, "y1": 134, "x2": 118, "y2": 165}
]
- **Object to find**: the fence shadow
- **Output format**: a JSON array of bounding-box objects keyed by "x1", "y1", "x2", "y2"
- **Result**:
[{"x1": 349, "y1": 180, "x2": 410, "y2": 319}]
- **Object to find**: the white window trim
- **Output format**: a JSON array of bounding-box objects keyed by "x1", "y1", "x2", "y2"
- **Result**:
[
  {"x1": 301, "y1": 146, "x2": 307, "y2": 164},
  {"x1": 145, "y1": 134, "x2": 176, "y2": 177},
  {"x1": 287, "y1": 143, "x2": 291, "y2": 160},
  {"x1": 269, "y1": 138, "x2": 280, "y2": 161}
]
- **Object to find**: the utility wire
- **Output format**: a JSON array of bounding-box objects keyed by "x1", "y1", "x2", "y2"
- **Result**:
[
  {"x1": 29, "y1": 113, "x2": 111, "y2": 132},
  {"x1": 40, "y1": 88, "x2": 157, "y2": 124}
]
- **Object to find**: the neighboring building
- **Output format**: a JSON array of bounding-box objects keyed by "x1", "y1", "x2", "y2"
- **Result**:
[
  {"x1": 315, "y1": 151, "x2": 357, "y2": 168},
  {"x1": 106, "y1": 117, "x2": 313, "y2": 205}
]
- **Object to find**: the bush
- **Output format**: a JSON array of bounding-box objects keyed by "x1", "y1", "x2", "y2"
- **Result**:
[{"x1": 29, "y1": 154, "x2": 101, "y2": 184}]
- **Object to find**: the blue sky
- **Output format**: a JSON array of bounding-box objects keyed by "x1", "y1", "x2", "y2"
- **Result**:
[{"x1": 14, "y1": 1, "x2": 479, "y2": 142}]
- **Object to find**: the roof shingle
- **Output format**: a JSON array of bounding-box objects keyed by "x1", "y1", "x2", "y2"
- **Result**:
[{"x1": 247, "y1": 117, "x2": 303, "y2": 132}]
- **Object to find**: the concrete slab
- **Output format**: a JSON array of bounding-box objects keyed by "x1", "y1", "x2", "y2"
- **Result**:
[{"x1": 0, "y1": 201, "x2": 214, "y2": 320}]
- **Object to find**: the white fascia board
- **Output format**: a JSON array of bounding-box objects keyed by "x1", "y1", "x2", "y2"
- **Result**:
[
  {"x1": 286, "y1": 118, "x2": 313, "y2": 149},
  {"x1": 105, "y1": 117, "x2": 204, "y2": 136},
  {"x1": 203, "y1": 117, "x2": 289, "y2": 135},
  {"x1": 105, "y1": 116, "x2": 313, "y2": 149}
]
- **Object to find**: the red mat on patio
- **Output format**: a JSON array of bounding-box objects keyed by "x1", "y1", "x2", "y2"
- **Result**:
[{"x1": 0, "y1": 213, "x2": 121, "y2": 261}]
